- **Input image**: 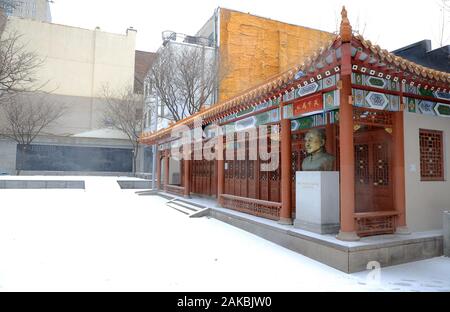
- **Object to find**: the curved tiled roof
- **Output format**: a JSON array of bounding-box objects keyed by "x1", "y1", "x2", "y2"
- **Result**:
[
  {"x1": 354, "y1": 34, "x2": 449, "y2": 83},
  {"x1": 140, "y1": 8, "x2": 450, "y2": 145}
]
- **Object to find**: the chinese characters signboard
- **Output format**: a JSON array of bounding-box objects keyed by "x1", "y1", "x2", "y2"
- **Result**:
[{"x1": 293, "y1": 94, "x2": 323, "y2": 117}]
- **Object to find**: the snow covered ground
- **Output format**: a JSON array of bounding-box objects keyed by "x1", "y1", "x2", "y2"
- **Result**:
[{"x1": 0, "y1": 176, "x2": 449, "y2": 292}]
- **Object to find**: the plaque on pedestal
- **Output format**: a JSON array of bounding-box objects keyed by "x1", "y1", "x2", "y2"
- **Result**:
[{"x1": 294, "y1": 171, "x2": 340, "y2": 234}]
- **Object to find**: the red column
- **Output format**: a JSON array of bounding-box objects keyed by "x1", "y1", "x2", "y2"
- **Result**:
[
  {"x1": 156, "y1": 149, "x2": 161, "y2": 190},
  {"x1": 279, "y1": 118, "x2": 293, "y2": 224},
  {"x1": 164, "y1": 151, "x2": 170, "y2": 192},
  {"x1": 336, "y1": 41, "x2": 359, "y2": 241},
  {"x1": 183, "y1": 158, "x2": 190, "y2": 198},
  {"x1": 392, "y1": 111, "x2": 409, "y2": 234},
  {"x1": 217, "y1": 135, "x2": 225, "y2": 206}
]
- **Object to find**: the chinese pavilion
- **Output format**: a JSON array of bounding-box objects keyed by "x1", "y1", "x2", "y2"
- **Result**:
[{"x1": 140, "y1": 7, "x2": 450, "y2": 241}]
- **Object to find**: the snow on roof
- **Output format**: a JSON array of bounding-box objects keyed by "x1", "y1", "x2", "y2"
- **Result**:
[{"x1": 71, "y1": 128, "x2": 128, "y2": 140}]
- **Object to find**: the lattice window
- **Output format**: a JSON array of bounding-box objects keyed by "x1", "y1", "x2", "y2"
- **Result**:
[
  {"x1": 227, "y1": 161, "x2": 233, "y2": 179},
  {"x1": 419, "y1": 129, "x2": 444, "y2": 181},
  {"x1": 291, "y1": 151, "x2": 299, "y2": 181},
  {"x1": 270, "y1": 167, "x2": 280, "y2": 181},
  {"x1": 247, "y1": 159, "x2": 255, "y2": 180},
  {"x1": 373, "y1": 143, "x2": 389, "y2": 186},
  {"x1": 260, "y1": 170, "x2": 268, "y2": 181},
  {"x1": 240, "y1": 160, "x2": 247, "y2": 179},
  {"x1": 234, "y1": 159, "x2": 240, "y2": 179},
  {"x1": 355, "y1": 144, "x2": 369, "y2": 185}
]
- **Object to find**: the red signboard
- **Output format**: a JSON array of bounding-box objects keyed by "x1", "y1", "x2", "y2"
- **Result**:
[{"x1": 293, "y1": 94, "x2": 323, "y2": 117}]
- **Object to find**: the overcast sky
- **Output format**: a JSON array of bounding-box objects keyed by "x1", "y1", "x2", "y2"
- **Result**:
[{"x1": 51, "y1": 0, "x2": 449, "y2": 53}]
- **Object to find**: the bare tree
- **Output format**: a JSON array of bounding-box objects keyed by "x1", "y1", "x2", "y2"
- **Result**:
[
  {"x1": 0, "y1": 92, "x2": 65, "y2": 174},
  {"x1": 148, "y1": 44, "x2": 219, "y2": 122},
  {"x1": 102, "y1": 86, "x2": 144, "y2": 173},
  {"x1": 0, "y1": 30, "x2": 45, "y2": 105},
  {"x1": 437, "y1": 0, "x2": 450, "y2": 47},
  {"x1": 1, "y1": 0, "x2": 47, "y2": 103}
]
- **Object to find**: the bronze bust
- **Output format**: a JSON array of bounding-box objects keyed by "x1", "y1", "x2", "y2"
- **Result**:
[{"x1": 301, "y1": 129, "x2": 335, "y2": 171}]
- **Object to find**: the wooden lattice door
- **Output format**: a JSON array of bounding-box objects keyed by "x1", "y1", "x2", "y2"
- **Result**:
[
  {"x1": 354, "y1": 128, "x2": 393, "y2": 213},
  {"x1": 291, "y1": 133, "x2": 306, "y2": 215}
]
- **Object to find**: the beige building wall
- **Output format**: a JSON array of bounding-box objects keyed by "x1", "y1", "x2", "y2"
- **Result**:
[
  {"x1": 2, "y1": 17, "x2": 136, "y2": 135},
  {"x1": 404, "y1": 111, "x2": 450, "y2": 232},
  {"x1": 219, "y1": 8, "x2": 334, "y2": 102},
  {"x1": 4, "y1": 17, "x2": 136, "y2": 98}
]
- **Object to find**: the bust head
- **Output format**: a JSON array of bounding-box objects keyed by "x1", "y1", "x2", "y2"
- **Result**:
[
  {"x1": 304, "y1": 129, "x2": 326, "y2": 155},
  {"x1": 302, "y1": 129, "x2": 335, "y2": 171}
]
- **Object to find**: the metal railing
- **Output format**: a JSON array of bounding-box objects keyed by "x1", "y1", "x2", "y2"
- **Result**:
[{"x1": 162, "y1": 30, "x2": 215, "y2": 48}]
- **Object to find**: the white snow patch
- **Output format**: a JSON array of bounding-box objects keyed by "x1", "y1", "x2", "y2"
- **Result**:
[{"x1": 0, "y1": 177, "x2": 449, "y2": 291}]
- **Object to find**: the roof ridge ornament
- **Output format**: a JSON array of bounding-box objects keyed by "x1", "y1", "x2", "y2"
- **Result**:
[{"x1": 340, "y1": 6, "x2": 352, "y2": 42}]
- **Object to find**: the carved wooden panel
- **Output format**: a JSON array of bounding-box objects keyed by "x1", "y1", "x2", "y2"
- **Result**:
[
  {"x1": 355, "y1": 144, "x2": 369, "y2": 185},
  {"x1": 354, "y1": 128, "x2": 393, "y2": 213},
  {"x1": 225, "y1": 160, "x2": 233, "y2": 195},
  {"x1": 259, "y1": 164, "x2": 269, "y2": 202},
  {"x1": 353, "y1": 107, "x2": 393, "y2": 127},
  {"x1": 221, "y1": 194, "x2": 281, "y2": 220},
  {"x1": 373, "y1": 143, "x2": 389, "y2": 186},
  {"x1": 419, "y1": 129, "x2": 444, "y2": 181},
  {"x1": 355, "y1": 212, "x2": 397, "y2": 236},
  {"x1": 270, "y1": 157, "x2": 281, "y2": 203},
  {"x1": 247, "y1": 159, "x2": 257, "y2": 199}
]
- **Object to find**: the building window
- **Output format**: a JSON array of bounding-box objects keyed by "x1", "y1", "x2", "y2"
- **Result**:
[
  {"x1": 144, "y1": 113, "x2": 148, "y2": 128},
  {"x1": 135, "y1": 108, "x2": 143, "y2": 120},
  {"x1": 147, "y1": 111, "x2": 152, "y2": 128},
  {"x1": 419, "y1": 129, "x2": 444, "y2": 181}
]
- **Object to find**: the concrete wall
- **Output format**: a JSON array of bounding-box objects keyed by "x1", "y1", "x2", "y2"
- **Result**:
[
  {"x1": 0, "y1": 139, "x2": 17, "y2": 174},
  {"x1": 0, "y1": 135, "x2": 132, "y2": 175},
  {"x1": 196, "y1": 11, "x2": 215, "y2": 39},
  {"x1": 218, "y1": 8, "x2": 334, "y2": 102},
  {"x1": 0, "y1": 17, "x2": 138, "y2": 175},
  {"x1": 0, "y1": 92, "x2": 111, "y2": 136},
  {"x1": 404, "y1": 111, "x2": 450, "y2": 232},
  {"x1": 0, "y1": 17, "x2": 137, "y2": 139},
  {"x1": 392, "y1": 40, "x2": 450, "y2": 73},
  {"x1": 3, "y1": 17, "x2": 136, "y2": 98},
  {"x1": 444, "y1": 211, "x2": 450, "y2": 257},
  {"x1": 17, "y1": 144, "x2": 132, "y2": 172}
]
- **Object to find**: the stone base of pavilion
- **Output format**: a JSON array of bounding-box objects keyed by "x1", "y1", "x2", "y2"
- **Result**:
[{"x1": 149, "y1": 191, "x2": 444, "y2": 274}]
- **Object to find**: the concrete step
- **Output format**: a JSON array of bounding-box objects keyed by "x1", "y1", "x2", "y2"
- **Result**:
[
  {"x1": 135, "y1": 190, "x2": 157, "y2": 196},
  {"x1": 166, "y1": 199, "x2": 206, "y2": 216},
  {"x1": 166, "y1": 202, "x2": 192, "y2": 215},
  {"x1": 175, "y1": 198, "x2": 206, "y2": 209},
  {"x1": 173, "y1": 200, "x2": 203, "y2": 212},
  {"x1": 117, "y1": 180, "x2": 152, "y2": 189},
  {"x1": 189, "y1": 208, "x2": 211, "y2": 218}
]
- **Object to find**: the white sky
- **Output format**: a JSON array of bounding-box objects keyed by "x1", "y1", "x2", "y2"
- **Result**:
[{"x1": 50, "y1": 0, "x2": 449, "y2": 53}]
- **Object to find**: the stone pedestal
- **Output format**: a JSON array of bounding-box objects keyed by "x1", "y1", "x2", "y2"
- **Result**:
[
  {"x1": 294, "y1": 171, "x2": 340, "y2": 234},
  {"x1": 444, "y1": 211, "x2": 450, "y2": 257}
]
